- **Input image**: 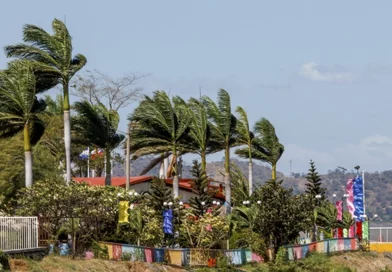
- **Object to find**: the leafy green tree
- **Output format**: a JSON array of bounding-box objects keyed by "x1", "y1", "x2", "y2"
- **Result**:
[
  {"x1": 0, "y1": 61, "x2": 47, "y2": 187},
  {"x1": 253, "y1": 180, "x2": 313, "y2": 252},
  {"x1": 16, "y1": 178, "x2": 123, "y2": 251},
  {"x1": 230, "y1": 164, "x2": 250, "y2": 206},
  {"x1": 72, "y1": 101, "x2": 125, "y2": 185},
  {"x1": 306, "y1": 160, "x2": 326, "y2": 203},
  {"x1": 188, "y1": 160, "x2": 215, "y2": 216},
  {"x1": 129, "y1": 91, "x2": 193, "y2": 197},
  {"x1": 234, "y1": 106, "x2": 254, "y2": 196},
  {"x1": 236, "y1": 118, "x2": 284, "y2": 180},
  {"x1": 202, "y1": 89, "x2": 237, "y2": 213},
  {"x1": 5, "y1": 18, "x2": 87, "y2": 184},
  {"x1": 143, "y1": 177, "x2": 174, "y2": 212}
]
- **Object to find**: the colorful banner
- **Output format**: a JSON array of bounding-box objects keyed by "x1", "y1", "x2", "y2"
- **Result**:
[
  {"x1": 163, "y1": 209, "x2": 173, "y2": 235},
  {"x1": 353, "y1": 176, "x2": 364, "y2": 221},
  {"x1": 336, "y1": 201, "x2": 343, "y2": 221},
  {"x1": 356, "y1": 221, "x2": 363, "y2": 239},
  {"x1": 346, "y1": 179, "x2": 355, "y2": 217},
  {"x1": 362, "y1": 220, "x2": 369, "y2": 241},
  {"x1": 118, "y1": 201, "x2": 129, "y2": 223}
]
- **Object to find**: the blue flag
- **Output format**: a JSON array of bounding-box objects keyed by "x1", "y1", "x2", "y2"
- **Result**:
[
  {"x1": 353, "y1": 176, "x2": 364, "y2": 221},
  {"x1": 163, "y1": 209, "x2": 173, "y2": 235},
  {"x1": 79, "y1": 148, "x2": 89, "y2": 160}
]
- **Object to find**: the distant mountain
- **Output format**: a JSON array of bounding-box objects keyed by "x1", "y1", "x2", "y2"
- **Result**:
[{"x1": 113, "y1": 157, "x2": 391, "y2": 224}]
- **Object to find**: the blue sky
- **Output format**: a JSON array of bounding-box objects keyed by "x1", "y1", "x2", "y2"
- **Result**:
[{"x1": 2, "y1": 0, "x2": 392, "y2": 175}]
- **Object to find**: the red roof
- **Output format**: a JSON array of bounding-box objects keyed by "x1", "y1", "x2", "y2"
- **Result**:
[{"x1": 73, "y1": 176, "x2": 225, "y2": 199}]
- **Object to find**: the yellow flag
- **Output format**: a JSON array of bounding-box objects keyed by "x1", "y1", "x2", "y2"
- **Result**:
[{"x1": 118, "y1": 201, "x2": 129, "y2": 223}]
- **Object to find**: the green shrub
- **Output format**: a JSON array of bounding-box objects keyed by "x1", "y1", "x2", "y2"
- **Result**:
[
  {"x1": 0, "y1": 251, "x2": 8, "y2": 271},
  {"x1": 275, "y1": 247, "x2": 288, "y2": 265},
  {"x1": 91, "y1": 241, "x2": 109, "y2": 259},
  {"x1": 120, "y1": 252, "x2": 133, "y2": 261}
]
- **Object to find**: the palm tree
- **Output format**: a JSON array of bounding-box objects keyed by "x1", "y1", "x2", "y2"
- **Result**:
[
  {"x1": 72, "y1": 101, "x2": 124, "y2": 186},
  {"x1": 234, "y1": 106, "x2": 254, "y2": 196},
  {"x1": 236, "y1": 118, "x2": 284, "y2": 180},
  {"x1": 202, "y1": 89, "x2": 237, "y2": 214},
  {"x1": 181, "y1": 98, "x2": 220, "y2": 172},
  {"x1": 0, "y1": 61, "x2": 47, "y2": 187},
  {"x1": 129, "y1": 91, "x2": 192, "y2": 198},
  {"x1": 4, "y1": 18, "x2": 87, "y2": 184}
]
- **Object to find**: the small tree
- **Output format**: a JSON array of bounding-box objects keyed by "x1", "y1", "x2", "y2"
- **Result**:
[
  {"x1": 305, "y1": 160, "x2": 326, "y2": 203},
  {"x1": 143, "y1": 177, "x2": 173, "y2": 212},
  {"x1": 188, "y1": 160, "x2": 215, "y2": 216}
]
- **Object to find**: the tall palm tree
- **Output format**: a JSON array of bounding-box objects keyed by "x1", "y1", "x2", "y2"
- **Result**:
[
  {"x1": 180, "y1": 98, "x2": 220, "y2": 172},
  {"x1": 236, "y1": 118, "x2": 284, "y2": 180},
  {"x1": 129, "y1": 91, "x2": 192, "y2": 198},
  {"x1": 4, "y1": 18, "x2": 87, "y2": 184},
  {"x1": 72, "y1": 101, "x2": 125, "y2": 186},
  {"x1": 0, "y1": 61, "x2": 47, "y2": 187},
  {"x1": 202, "y1": 89, "x2": 237, "y2": 214},
  {"x1": 234, "y1": 106, "x2": 254, "y2": 196}
]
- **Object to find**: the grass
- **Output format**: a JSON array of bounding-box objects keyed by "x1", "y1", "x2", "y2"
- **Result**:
[{"x1": 8, "y1": 251, "x2": 392, "y2": 272}]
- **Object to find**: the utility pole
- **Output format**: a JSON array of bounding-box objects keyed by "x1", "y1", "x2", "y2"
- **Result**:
[
  {"x1": 125, "y1": 122, "x2": 131, "y2": 191},
  {"x1": 289, "y1": 160, "x2": 292, "y2": 176}
]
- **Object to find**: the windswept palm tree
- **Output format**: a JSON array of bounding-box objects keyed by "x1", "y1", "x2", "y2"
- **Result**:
[
  {"x1": 202, "y1": 89, "x2": 237, "y2": 214},
  {"x1": 4, "y1": 18, "x2": 87, "y2": 184},
  {"x1": 234, "y1": 106, "x2": 254, "y2": 196},
  {"x1": 72, "y1": 101, "x2": 124, "y2": 186},
  {"x1": 236, "y1": 118, "x2": 284, "y2": 180},
  {"x1": 129, "y1": 91, "x2": 193, "y2": 198},
  {"x1": 180, "y1": 98, "x2": 220, "y2": 172},
  {"x1": 0, "y1": 61, "x2": 47, "y2": 187}
]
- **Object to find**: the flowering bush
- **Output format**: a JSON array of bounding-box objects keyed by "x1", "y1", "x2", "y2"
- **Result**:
[{"x1": 179, "y1": 211, "x2": 229, "y2": 249}]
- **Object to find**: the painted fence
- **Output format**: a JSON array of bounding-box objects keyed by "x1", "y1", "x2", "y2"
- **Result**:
[
  {"x1": 0, "y1": 217, "x2": 39, "y2": 252},
  {"x1": 284, "y1": 238, "x2": 358, "y2": 261},
  {"x1": 99, "y1": 242, "x2": 263, "y2": 267}
]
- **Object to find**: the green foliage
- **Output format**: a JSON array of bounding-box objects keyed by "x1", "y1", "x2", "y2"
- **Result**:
[
  {"x1": 179, "y1": 212, "x2": 229, "y2": 249},
  {"x1": 91, "y1": 241, "x2": 109, "y2": 259},
  {"x1": 275, "y1": 247, "x2": 288, "y2": 266},
  {"x1": 15, "y1": 178, "x2": 123, "y2": 252},
  {"x1": 188, "y1": 160, "x2": 215, "y2": 216},
  {"x1": 72, "y1": 101, "x2": 125, "y2": 185},
  {"x1": 252, "y1": 180, "x2": 313, "y2": 251},
  {"x1": 236, "y1": 118, "x2": 284, "y2": 180},
  {"x1": 129, "y1": 91, "x2": 193, "y2": 169},
  {"x1": 143, "y1": 177, "x2": 174, "y2": 211},
  {"x1": 379, "y1": 265, "x2": 392, "y2": 272},
  {"x1": 305, "y1": 160, "x2": 326, "y2": 203},
  {"x1": 0, "y1": 251, "x2": 9, "y2": 271}
]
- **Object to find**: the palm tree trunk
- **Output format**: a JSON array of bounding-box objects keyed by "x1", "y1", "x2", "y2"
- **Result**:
[
  {"x1": 105, "y1": 149, "x2": 112, "y2": 186},
  {"x1": 63, "y1": 81, "x2": 72, "y2": 184},
  {"x1": 224, "y1": 146, "x2": 231, "y2": 214},
  {"x1": 248, "y1": 145, "x2": 253, "y2": 196},
  {"x1": 249, "y1": 161, "x2": 253, "y2": 196},
  {"x1": 24, "y1": 123, "x2": 33, "y2": 187},
  {"x1": 172, "y1": 152, "x2": 179, "y2": 198},
  {"x1": 201, "y1": 151, "x2": 207, "y2": 173},
  {"x1": 272, "y1": 164, "x2": 276, "y2": 180}
]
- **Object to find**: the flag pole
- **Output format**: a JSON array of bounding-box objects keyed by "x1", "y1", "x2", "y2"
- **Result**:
[{"x1": 87, "y1": 147, "x2": 90, "y2": 178}]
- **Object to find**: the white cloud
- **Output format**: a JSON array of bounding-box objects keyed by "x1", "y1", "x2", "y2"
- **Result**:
[
  {"x1": 299, "y1": 62, "x2": 356, "y2": 83},
  {"x1": 279, "y1": 135, "x2": 392, "y2": 175}
]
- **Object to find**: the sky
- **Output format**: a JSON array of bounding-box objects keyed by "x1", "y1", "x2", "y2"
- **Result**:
[{"x1": 1, "y1": 0, "x2": 392, "y2": 175}]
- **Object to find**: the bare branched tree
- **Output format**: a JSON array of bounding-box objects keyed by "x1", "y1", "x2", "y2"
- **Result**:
[{"x1": 71, "y1": 70, "x2": 149, "y2": 110}]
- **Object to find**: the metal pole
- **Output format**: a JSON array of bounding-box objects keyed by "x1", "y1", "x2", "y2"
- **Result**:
[
  {"x1": 87, "y1": 147, "x2": 90, "y2": 178},
  {"x1": 125, "y1": 122, "x2": 131, "y2": 191}
]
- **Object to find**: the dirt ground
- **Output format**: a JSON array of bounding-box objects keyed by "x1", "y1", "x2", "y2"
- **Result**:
[
  {"x1": 9, "y1": 257, "x2": 188, "y2": 272},
  {"x1": 331, "y1": 252, "x2": 392, "y2": 272}
]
